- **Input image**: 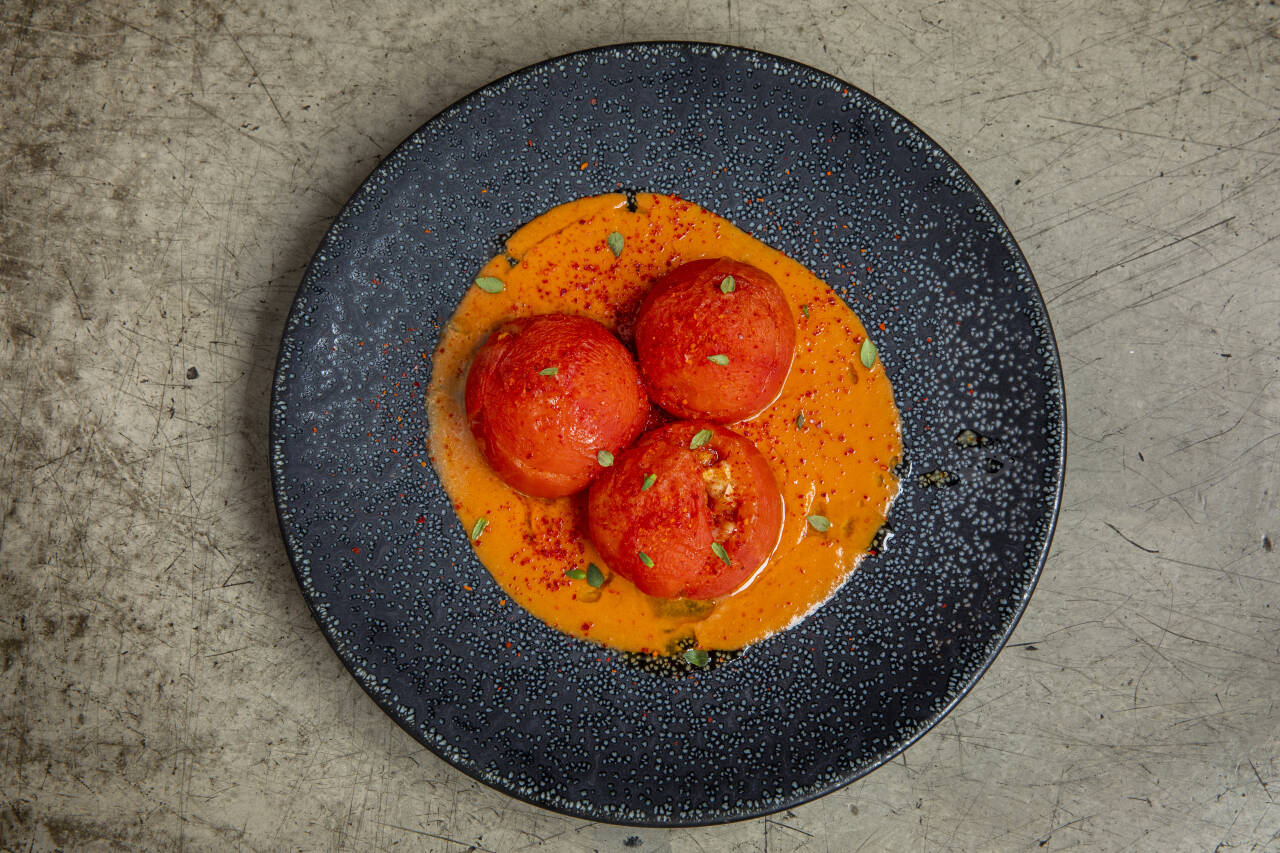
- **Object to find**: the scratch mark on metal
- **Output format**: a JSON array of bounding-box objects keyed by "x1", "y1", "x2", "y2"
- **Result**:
[{"x1": 1105, "y1": 522, "x2": 1160, "y2": 554}]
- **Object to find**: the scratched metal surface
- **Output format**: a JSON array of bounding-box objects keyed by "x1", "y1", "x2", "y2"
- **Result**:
[{"x1": 1, "y1": 1, "x2": 1277, "y2": 850}]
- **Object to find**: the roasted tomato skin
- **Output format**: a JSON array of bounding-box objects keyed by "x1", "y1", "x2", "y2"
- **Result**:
[
  {"x1": 587, "y1": 421, "x2": 783, "y2": 599},
  {"x1": 464, "y1": 314, "x2": 649, "y2": 498},
  {"x1": 634, "y1": 258, "x2": 796, "y2": 422}
]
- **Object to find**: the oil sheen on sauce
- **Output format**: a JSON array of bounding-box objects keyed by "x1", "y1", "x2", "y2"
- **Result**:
[{"x1": 427, "y1": 193, "x2": 901, "y2": 654}]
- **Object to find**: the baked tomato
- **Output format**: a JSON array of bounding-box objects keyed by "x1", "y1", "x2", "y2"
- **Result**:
[
  {"x1": 587, "y1": 421, "x2": 782, "y2": 599},
  {"x1": 634, "y1": 258, "x2": 796, "y2": 422},
  {"x1": 465, "y1": 314, "x2": 648, "y2": 498}
]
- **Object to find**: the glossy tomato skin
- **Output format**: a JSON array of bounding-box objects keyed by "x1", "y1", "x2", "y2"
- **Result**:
[
  {"x1": 587, "y1": 421, "x2": 783, "y2": 600},
  {"x1": 465, "y1": 314, "x2": 649, "y2": 498},
  {"x1": 634, "y1": 258, "x2": 796, "y2": 422}
]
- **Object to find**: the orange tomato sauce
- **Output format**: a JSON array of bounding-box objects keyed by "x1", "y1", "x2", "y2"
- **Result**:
[{"x1": 426, "y1": 193, "x2": 901, "y2": 653}]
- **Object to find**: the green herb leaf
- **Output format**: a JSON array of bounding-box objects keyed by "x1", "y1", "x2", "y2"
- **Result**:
[
  {"x1": 860, "y1": 337, "x2": 878, "y2": 369},
  {"x1": 719, "y1": 275, "x2": 736, "y2": 293},
  {"x1": 607, "y1": 231, "x2": 625, "y2": 257},
  {"x1": 796, "y1": 411, "x2": 806, "y2": 429},
  {"x1": 683, "y1": 648, "x2": 709, "y2": 667},
  {"x1": 474, "y1": 276, "x2": 504, "y2": 293},
  {"x1": 711, "y1": 542, "x2": 731, "y2": 566},
  {"x1": 807, "y1": 514, "x2": 832, "y2": 532},
  {"x1": 641, "y1": 473, "x2": 657, "y2": 491},
  {"x1": 689, "y1": 428, "x2": 713, "y2": 449},
  {"x1": 565, "y1": 568, "x2": 587, "y2": 580},
  {"x1": 707, "y1": 354, "x2": 730, "y2": 366},
  {"x1": 638, "y1": 551, "x2": 654, "y2": 568},
  {"x1": 800, "y1": 303, "x2": 810, "y2": 318},
  {"x1": 471, "y1": 517, "x2": 489, "y2": 540},
  {"x1": 586, "y1": 563, "x2": 605, "y2": 588},
  {"x1": 539, "y1": 366, "x2": 559, "y2": 376},
  {"x1": 597, "y1": 449, "x2": 614, "y2": 467}
]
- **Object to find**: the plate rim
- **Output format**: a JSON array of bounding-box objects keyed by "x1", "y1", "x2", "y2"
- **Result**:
[{"x1": 269, "y1": 39, "x2": 1067, "y2": 827}]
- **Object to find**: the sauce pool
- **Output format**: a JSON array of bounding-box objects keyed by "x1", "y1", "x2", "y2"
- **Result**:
[{"x1": 427, "y1": 193, "x2": 901, "y2": 654}]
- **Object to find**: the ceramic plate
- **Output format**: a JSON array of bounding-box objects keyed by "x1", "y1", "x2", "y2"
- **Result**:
[{"x1": 270, "y1": 42, "x2": 1065, "y2": 826}]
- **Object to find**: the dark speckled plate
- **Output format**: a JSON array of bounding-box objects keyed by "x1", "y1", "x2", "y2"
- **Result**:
[{"x1": 270, "y1": 42, "x2": 1065, "y2": 826}]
